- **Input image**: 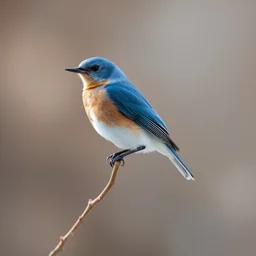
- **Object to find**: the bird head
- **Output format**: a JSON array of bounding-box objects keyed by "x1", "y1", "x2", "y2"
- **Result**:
[{"x1": 65, "y1": 57, "x2": 127, "y2": 89}]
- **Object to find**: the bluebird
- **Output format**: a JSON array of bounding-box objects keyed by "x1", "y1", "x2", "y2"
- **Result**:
[{"x1": 65, "y1": 57, "x2": 194, "y2": 180}]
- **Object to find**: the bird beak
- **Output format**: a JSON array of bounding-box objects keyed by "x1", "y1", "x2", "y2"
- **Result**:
[{"x1": 65, "y1": 67, "x2": 87, "y2": 74}]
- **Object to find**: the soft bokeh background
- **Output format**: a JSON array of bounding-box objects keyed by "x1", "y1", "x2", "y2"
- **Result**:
[{"x1": 1, "y1": 1, "x2": 256, "y2": 255}]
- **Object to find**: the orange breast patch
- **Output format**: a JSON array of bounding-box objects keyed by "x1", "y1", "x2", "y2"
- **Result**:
[{"x1": 82, "y1": 87, "x2": 140, "y2": 134}]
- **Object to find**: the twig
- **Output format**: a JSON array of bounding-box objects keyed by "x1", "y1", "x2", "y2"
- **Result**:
[{"x1": 48, "y1": 161, "x2": 121, "y2": 256}]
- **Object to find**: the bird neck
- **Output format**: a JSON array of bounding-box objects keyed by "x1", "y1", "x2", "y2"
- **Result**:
[{"x1": 79, "y1": 74, "x2": 107, "y2": 91}]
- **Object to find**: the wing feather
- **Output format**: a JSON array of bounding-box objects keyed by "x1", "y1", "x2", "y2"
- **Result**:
[{"x1": 106, "y1": 82, "x2": 179, "y2": 151}]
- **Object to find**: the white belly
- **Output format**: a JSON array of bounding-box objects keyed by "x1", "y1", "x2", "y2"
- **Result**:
[{"x1": 90, "y1": 112, "x2": 165, "y2": 153}]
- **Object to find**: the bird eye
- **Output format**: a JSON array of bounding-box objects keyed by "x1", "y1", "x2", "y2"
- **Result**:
[{"x1": 90, "y1": 65, "x2": 100, "y2": 72}]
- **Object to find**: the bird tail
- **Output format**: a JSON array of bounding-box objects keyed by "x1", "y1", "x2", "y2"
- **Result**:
[{"x1": 166, "y1": 145, "x2": 195, "y2": 181}]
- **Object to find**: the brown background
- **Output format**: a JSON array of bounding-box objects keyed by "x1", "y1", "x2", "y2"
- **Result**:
[{"x1": 1, "y1": 1, "x2": 256, "y2": 255}]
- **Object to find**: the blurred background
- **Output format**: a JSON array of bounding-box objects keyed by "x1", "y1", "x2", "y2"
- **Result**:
[{"x1": 1, "y1": 0, "x2": 256, "y2": 255}]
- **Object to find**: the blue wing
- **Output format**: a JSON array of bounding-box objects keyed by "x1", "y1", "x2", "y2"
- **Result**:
[{"x1": 106, "y1": 81, "x2": 179, "y2": 151}]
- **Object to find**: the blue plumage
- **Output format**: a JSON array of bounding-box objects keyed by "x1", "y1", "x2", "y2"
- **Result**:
[
  {"x1": 106, "y1": 81, "x2": 180, "y2": 151},
  {"x1": 167, "y1": 145, "x2": 194, "y2": 180}
]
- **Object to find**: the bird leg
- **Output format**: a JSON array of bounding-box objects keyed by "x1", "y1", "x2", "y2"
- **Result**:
[
  {"x1": 106, "y1": 149, "x2": 130, "y2": 163},
  {"x1": 108, "y1": 145, "x2": 146, "y2": 167}
]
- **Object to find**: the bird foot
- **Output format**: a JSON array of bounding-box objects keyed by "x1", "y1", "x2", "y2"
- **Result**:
[
  {"x1": 106, "y1": 146, "x2": 145, "y2": 167},
  {"x1": 106, "y1": 154, "x2": 125, "y2": 167}
]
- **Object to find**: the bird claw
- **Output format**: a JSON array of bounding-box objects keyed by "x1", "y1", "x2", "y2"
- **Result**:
[
  {"x1": 106, "y1": 154, "x2": 114, "y2": 162},
  {"x1": 110, "y1": 158, "x2": 125, "y2": 167},
  {"x1": 107, "y1": 155, "x2": 125, "y2": 167}
]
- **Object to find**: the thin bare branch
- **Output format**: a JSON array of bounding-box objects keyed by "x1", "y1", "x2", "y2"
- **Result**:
[{"x1": 48, "y1": 161, "x2": 121, "y2": 256}]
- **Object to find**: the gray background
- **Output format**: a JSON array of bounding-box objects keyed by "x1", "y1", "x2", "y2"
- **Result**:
[{"x1": 1, "y1": 1, "x2": 256, "y2": 255}]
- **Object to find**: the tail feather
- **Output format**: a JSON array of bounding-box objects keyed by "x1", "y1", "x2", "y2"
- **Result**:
[{"x1": 167, "y1": 145, "x2": 195, "y2": 180}]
